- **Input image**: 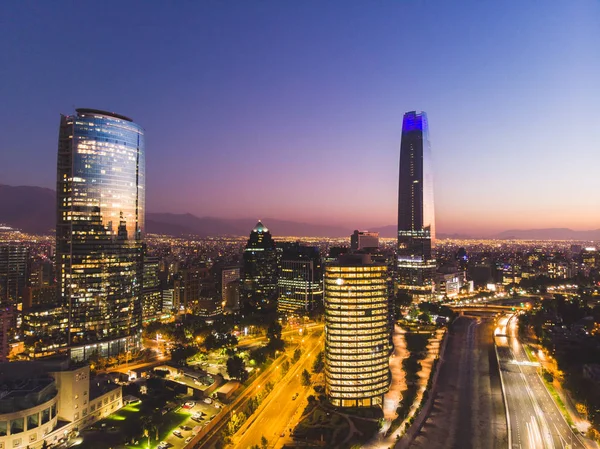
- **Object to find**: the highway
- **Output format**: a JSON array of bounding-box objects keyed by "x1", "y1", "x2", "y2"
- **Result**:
[
  {"x1": 408, "y1": 316, "x2": 507, "y2": 449},
  {"x1": 495, "y1": 314, "x2": 585, "y2": 449},
  {"x1": 231, "y1": 329, "x2": 324, "y2": 448}
]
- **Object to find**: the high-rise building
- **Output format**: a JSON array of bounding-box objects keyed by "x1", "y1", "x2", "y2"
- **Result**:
[
  {"x1": 242, "y1": 221, "x2": 278, "y2": 311},
  {"x1": 397, "y1": 111, "x2": 436, "y2": 299},
  {"x1": 142, "y1": 256, "x2": 162, "y2": 322},
  {"x1": 350, "y1": 231, "x2": 379, "y2": 251},
  {"x1": 277, "y1": 243, "x2": 322, "y2": 316},
  {"x1": 56, "y1": 108, "x2": 145, "y2": 360},
  {"x1": 324, "y1": 254, "x2": 390, "y2": 407},
  {"x1": 221, "y1": 267, "x2": 241, "y2": 312},
  {"x1": 0, "y1": 307, "x2": 14, "y2": 361},
  {"x1": 0, "y1": 244, "x2": 28, "y2": 307}
]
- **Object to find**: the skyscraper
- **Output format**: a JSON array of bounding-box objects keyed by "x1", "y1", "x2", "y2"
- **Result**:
[
  {"x1": 277, "y1": 243, "x2": 322, "y2": 316},
  {"x1": 0, "y1": 244, "x2": 28, "y2": 307},
  {"x1": 56, "y1": 108, "x2": 145, "y2": 360},
  {"x1": 324, "y1": 254, "x2": 390, "y2": 407},
  {"x1": 242, "y1": 221, "x2": 278, "y2": 311},
  {"x1": 397, "y1": 111, "x2": 436, "y2": 299},
  {"x1": 142, "y1": 255, "x2": 162, "y2": 322}
]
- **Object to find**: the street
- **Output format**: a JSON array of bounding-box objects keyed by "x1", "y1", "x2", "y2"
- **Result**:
[
  {"x1": 496, "y1": 314, "x2": 586, "y2": 449},
  {"x1": 231, "y1": 330, "x2": 324, "y2": 448},
  {"x1": 408, "y1": 316, "x2": 507, "y2": 449}
]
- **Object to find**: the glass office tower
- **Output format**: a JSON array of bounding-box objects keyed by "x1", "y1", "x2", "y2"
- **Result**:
[
  {"x1": 397, "y1": 111, "x2": 436, "y2": 299},
  {"x1": 324, "y1": 254, "x2": 390, "y2": 407},
  {"x1": 242, "y1": 221, "x2": 278, "y2": 311},
  {"x1": 57, "y1": 108, "x2": 145, "y2": 360}
]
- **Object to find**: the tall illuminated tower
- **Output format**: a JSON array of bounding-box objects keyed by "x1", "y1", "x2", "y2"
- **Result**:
[
  {"x1": 397, "y1": 111, "x2": 436, "y2": 299},
  {"x1": 242, "y1": 221, "x2": 278, "y2": 311},
  {"x1": 57, "y1": 108, "x2": 145, "y2": 360},
  {"x1": 324, "y1": 254, "x2": 390, "y2": 407}
]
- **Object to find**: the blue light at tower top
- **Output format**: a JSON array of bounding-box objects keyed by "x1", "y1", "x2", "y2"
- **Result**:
[{"x1": 402, "y1": 111, "x2": 425, "y2": 132}]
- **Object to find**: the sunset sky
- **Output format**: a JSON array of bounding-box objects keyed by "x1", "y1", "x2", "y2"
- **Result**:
[{"x1": 1, "y1": 1, "x2": 599, "y2": 234}]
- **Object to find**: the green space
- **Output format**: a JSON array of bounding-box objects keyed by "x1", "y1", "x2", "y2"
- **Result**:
[
  {"x1": 85, "y1": 403, "x2": 190, "y2": 449},
  {"x1": 386, "y1": 330, "x2": 433, "y2": 436},
  {"x1": 288, "y1": 403, "x2": 350, "y2": 448}
]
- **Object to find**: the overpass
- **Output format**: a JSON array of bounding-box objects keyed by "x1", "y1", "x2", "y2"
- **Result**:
[{"x1": 448, "y1": 304, "x2": 526, "y2": 316}]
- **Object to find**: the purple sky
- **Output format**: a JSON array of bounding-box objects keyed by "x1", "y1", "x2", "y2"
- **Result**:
[{"x1": 1, "y1": 1, "x2": 599, "y2": 234}]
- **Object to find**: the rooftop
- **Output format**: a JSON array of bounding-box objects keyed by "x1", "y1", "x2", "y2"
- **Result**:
[{"x1": 76, "y1": 108, "x2": 133, "y2": 123}]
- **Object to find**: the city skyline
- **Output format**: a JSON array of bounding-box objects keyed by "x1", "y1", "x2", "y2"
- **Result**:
[{"x1": 1, "y1": 2, "x2": 600, "y2": 234}]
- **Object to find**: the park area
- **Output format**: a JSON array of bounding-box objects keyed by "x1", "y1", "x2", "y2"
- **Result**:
[
  {"x1": 81, "y1": 401, "x2": 190, "y2": 449},
  {"x1": 288, "y1": 400, "x2": 380, "y2": 448}
]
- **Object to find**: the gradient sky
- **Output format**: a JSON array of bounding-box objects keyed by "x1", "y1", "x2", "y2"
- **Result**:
[{"x1": 1, "y1": 1, "x2": 599, "y2": 235}]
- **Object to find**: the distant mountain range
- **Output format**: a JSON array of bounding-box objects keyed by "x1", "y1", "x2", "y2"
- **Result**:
[
  {"x1": 493, "y1": 228, "x2": 600, "y2": 240},
  {"x1": 1, "y1": 184, "x2": 599, "y2": 240}
]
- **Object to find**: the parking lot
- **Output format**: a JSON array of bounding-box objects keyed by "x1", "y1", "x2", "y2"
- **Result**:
[{"x1": 159, "y1": 398, "x2": 221, "y2": 449}]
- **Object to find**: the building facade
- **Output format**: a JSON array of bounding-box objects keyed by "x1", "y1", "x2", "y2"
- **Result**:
[
  {"x1": 56, "y1": 109, "x2": 145, "y2": 360},
  {"x1": 242, "y1": 221, "x2": 278, "y2": 311},
  {"x1": 142, "y1": 256, "x2": 162, "y2": 322},
  {"x1": 397, "y1": 111, "x2": 436, "y2": 299},
  {"x1": 0, "y1": 362, "x2": 122, "y2": 449},
  {"x1": 324, "y1": 254, "x2": 390, "y2": 407},
  {"x1": 0, "y1": 245, "x2": 28, "y2": 308},
  {"x1": 350, "y1": 231, "x2": 379, "y2": 251},
  {"x1": 277, "y1": 244, "x2": 322, "y2": 316},
  {"x1": 221, "y1": 267, "x2": 241, "y2": 312}
]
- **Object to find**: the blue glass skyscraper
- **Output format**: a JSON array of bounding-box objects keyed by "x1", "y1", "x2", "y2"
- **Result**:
[
  {"x1": 57, "y1": 109, "x2": 145, "y2": 360},
  {"x1": 397, "y1": 111, "x2": 436, "y2": 298}
]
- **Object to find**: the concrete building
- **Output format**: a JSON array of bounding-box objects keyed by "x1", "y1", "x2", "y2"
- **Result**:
[
  {"x1": 0, "y1": 361, "x2": 122, "y2": 449},
  {"x1": 350, "y1": 231, "x2": 379, "y2": 251}
]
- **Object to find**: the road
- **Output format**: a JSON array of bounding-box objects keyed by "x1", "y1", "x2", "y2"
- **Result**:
[
  {"x1": 408, "y1": 316, "x2": 507, "y2": 449},
  {"x1": 496, "y1": 314, "x2": 585, "y2": 449},
  {"x1": 231, "y1": 330, "x2": 324, "y2": 448}
]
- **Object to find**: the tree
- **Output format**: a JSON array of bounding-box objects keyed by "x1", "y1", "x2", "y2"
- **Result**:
[
  {"x1": 170, "y1": 344, "x2": 197, "y2": 365},
  {"x1": 293, "y1": 348, "x2": 301, "y2": 362},
  {"x1": 301, "y1": 369, "x2": 311, "y2": 386},
  {"x1": 418, "y1": 312, "x2": 431, "y2": 324},
  {"x1": 261, "y1": 435, "x2": 268, "y2": 449},
  {"x1": 267, "y1": 321, "x2": 284, "y2": 350},
  {"x1": 227, "y1": 355, "x2": 248, "y2": 382},
  {"x1": 312, "y1": 351, "x2": 324, "y2": 374},
  {"x1": 267, "y1": 321, "x2": 282, "y2": 342}
]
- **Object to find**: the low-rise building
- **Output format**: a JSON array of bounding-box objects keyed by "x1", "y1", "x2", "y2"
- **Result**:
[{"x1": 0, "y1": 360, "x2": 122, "y2": 448}]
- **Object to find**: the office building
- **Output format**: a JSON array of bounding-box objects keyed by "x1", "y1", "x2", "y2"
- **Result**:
[
  {"x1": 56, "y1": 108, "x2": 145, "y2": 360},
  {"x1": 350, "y1": 231, "x2": 379, "y2": 251},
  {"x1": 221, "y1": 267, "x2": 241, "y2": 312},
  {"x1": 397, "y1": 111, "x2": 436, "y2": 299},
  {"x1": 162, "y1": 288, "x2": 174, "y2": 313},
  {"x1": 242, "y1": 221, "x2": 278, "y2": 311},
  {"x1": 142, "y1": 256, "x2": 162, "y2": 322},
  {"x1": 324, "y1": 254, "x2": 390, "y2": 407},
  {"x1": 277, "y1": 244, "x2": 322, "y2": 316},
  {"x1": 0, "y1": 245, "x2": 28, "y2": 307},
  {"x1": 0, "y1": 307, "x2": 14, "y2": 362}
]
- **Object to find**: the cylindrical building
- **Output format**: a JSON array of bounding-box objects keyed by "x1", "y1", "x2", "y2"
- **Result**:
[{"x1": 324, "y1": 254, "x2": 390, "y2": 407}]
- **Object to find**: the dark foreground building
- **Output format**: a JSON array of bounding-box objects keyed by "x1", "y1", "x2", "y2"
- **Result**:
[
  {"x1": 397, "y1": 111, "x2": 436, "y2": 299},
  {"x1": 242, "y1": 221, "x2": 278, "y2": 311},
  {"x1": 56, "y1": 108, "x2": 145, "y2": 360}
]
